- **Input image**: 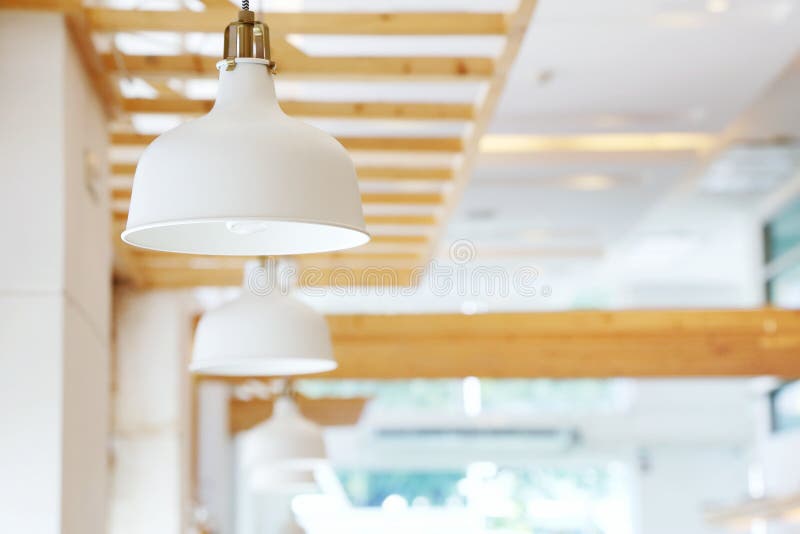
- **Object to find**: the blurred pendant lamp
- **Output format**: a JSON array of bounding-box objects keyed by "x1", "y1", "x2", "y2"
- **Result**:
[
  {"x1": 240, "y1": 392, "x2": 327, "y2": 475},
  {"x1": 121, "y1": 2, "x2": 369, "y2": 255},
  {"x1": 191, "y1": 260, "x2": 335, "y2": 376}
]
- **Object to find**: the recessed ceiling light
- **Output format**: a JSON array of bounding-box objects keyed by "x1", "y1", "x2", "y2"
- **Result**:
[
  {"x1": 564, "y1": 174, "x2": 617, "y2": 191},
  {"x1": 706, "y1": 0, "x2": 730, "y2": 14}
]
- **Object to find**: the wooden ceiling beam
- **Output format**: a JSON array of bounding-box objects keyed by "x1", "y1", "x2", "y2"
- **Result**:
[
  {"x1": 314, "y1": 309, "x2": 800, "y2": 378},
  {"x1": 103, "y1": 53, "x2": 494, "y2": 81},
  {"x1": 119, "y1": 97, "x2": 473, "y2": 120},
  {"x1": 86, "y1": 8, "x2": 508, "y2": 35},
  {"x1": 110, "y1": 132, "x2": 463, "y2": 152}
]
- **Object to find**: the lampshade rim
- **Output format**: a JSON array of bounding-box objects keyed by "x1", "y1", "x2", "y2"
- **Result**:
[
  {"x1": 121, "y1": 216, "x2": 370, "y2": 256},
  {"x1": 189, "y1": 357, "x2": 338, "y2": 376}
]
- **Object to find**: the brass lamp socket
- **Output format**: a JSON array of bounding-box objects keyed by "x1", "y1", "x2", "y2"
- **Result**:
[{"x1": 222, "y1": 10, "x2": 276, "y2": 72}]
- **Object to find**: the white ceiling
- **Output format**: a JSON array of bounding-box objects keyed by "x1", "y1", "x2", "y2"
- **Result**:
[
  {"x1": 491, "y1": 0, "x2": 800, "y2": 134},
  {"x1": 440, "y1": 0, "x2": 800, "y2": 312}
]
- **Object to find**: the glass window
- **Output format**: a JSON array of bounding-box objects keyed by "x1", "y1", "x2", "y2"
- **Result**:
[
  {"x1": 765, "y1": 198, "x2": 800, "y2": 308},
  {"x1": 765, "y1": 198, "x2": 800, "y2": 263},
  {"x1": 320, "y1": 464, "x2": 629, "y2": 534},
  {"x1": 771, "y1": 380, "x2": 800, "y2": 433}
]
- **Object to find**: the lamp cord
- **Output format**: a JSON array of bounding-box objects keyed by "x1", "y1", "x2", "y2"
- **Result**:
[{"x1": 242, "y1": 0, "x2": 249, "y2": 10}]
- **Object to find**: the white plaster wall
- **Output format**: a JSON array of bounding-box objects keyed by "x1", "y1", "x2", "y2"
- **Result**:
[
  {"x1": 62, "y1": 12, "x2": 112, "y2": 340},
  {"x1": 0, "y1": 10, "x2": 110, "y2": 534},
  {"x1": 0, "y1": 11, "x2": 65, "y2": 294},
  {"x1": 61, "y1": 14, "x2": 112, "y2": 534},
  {"x1": 61, "y1": 299, "x2": 111, "y2": 534},
  {"x1": 0, "y1": 296, "x2": 63, "y2": 532}
]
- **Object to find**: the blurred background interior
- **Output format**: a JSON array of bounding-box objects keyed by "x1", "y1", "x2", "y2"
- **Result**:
[{"x1": 1, "y1": 0, "x2": 800, "y2": 533}]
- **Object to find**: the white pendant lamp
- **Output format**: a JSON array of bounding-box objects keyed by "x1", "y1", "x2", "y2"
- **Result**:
[
  {"x1": 191, "y1": 264, "x2": 335, "y2": 376},
  {"x1": 121, "y1": 6, "x2": 369, "y2": 255},
  {"x1": 240, "y1": 396, "x2": 327, "y2": 472}
]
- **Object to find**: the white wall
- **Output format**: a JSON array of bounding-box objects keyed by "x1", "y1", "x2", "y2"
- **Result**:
[{"x1": 0, "y1": 10, "x2": 111, "y2": 534}]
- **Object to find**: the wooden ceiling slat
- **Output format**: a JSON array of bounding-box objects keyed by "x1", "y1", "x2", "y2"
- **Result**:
[
  {"x1": 359, "y1": 192, "x2": 443, "y2": 205},
  {"x1": 110, "y1": 132, "x2": 463, "y2": 152},
  {"x1": 318, "y1": 309, "x2": 800, "y2": 378},
  {"x1": 87, "y1": 8, "x2": 508, "y2": 35},
  {"x1": 112, "y1": 211, "x2": 438, "y2": 227},
  {"x1": 357, "y1": 166, "x2": 453, "y2": 181},
  {"x1": 364, "y1": 214, "x2": 437, "y2": 226},
  {"x1": 110, "y1": 162, "x2": 452, "y2": 181},
  {"x1": 111, "y1": 188, "x2": 443, "y2": 205},
  {"x1": 369, "y1": 235, "x2": 429, "y2": 245},
  {"x1": 102, "y1": 53, "x2": 494, "y2": 80},
  {"x1": 341, "y1": 137, "x2": 463, "y2": 153},
  {"x1": 120, "y1": 97, "x2": 474, "y2": 120},
  {"x1": 138, "y1": 265, "x2": 419, "y2": 288}
]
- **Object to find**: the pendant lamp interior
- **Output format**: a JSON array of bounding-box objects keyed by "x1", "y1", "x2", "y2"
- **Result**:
[{"x1": 121, "y1": 6, "x2": 369, "y2": 256}]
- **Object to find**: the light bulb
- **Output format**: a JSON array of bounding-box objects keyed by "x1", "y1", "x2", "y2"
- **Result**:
[{"x1": 226, "y1": 220, "x2": 270, "y2": 235}]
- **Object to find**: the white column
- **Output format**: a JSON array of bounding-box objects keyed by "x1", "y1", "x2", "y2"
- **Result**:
[
  {"x1": 110, "y1": 289, "x2": 196, "y2": 534},
  {"x1": 0, "y1": 10, "x2": 111, "y2": 534},
  {"x1": 198, "y1": 381, "x2": 236, "y2": 534}
]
